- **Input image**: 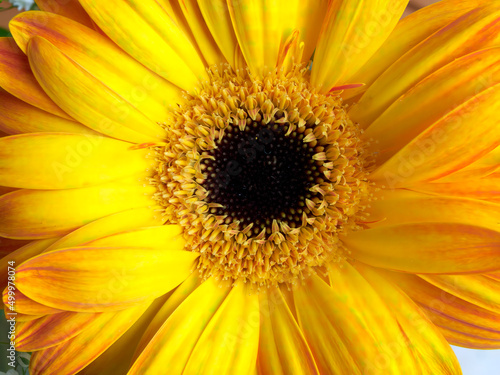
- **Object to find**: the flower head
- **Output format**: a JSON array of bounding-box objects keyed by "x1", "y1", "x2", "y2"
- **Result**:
[{"x1": 0, "y1": 0, "x2": 499, "y2": 374}]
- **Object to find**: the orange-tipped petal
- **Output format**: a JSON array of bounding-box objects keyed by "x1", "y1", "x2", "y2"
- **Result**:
[
  {"x1": 27, "y1": 36, "x2": 164, "y2": 143},
  {"x1": 16, "y1": 311, "x2": 98, "y2": 351},
  {"x1": 16, "y1": 245, "x2": 197, "y2": 312},
  {"x1": 350, "y1": 5, "x2": 500, "y2": 126},
  {"x1": 30, "y1": 303, "x2": 150, "y2": 375},
  {"x1": 10, "y1": 11, "x2": 180, "y2": 124},
  {"x1": 0, "y1": 37, "x2": 70, "y2": 119},
  {"x1": 370, "y1": 85, "x2": 500, "y2": 187},
  {"x1": 0, "y1": 89, "x2": 95, "y2": 135},
  {"x1": 344, "y1": 0, "x2": 497, "y2": 100},
  {"x1": 35, "y1": 0, "x2": 93, "y2": 27},
  {"x1": 364, "y1": 47, "x2": 500, "y2": 165}
]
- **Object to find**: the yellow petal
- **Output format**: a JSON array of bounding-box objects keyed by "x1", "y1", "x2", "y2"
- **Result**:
[
  {"x1": 36, "y1": 0, "x2": 93, "y2": 27},
  {"x1": 16, "y1": 245, "x2": 197, "y2": 312},
  {"x1": 350, "y1": 5, "x2": 500, "y2": 126},
  {"x1": 0, "y1": 89, "x2": 95, "y2": 135},
  {"x1": 197, "y1": 0, "x2": 245, "y2": 69},
  {"x1": 366, "y1": 189, "x2": 500, "y2": 232},
  {"x1": 355, "y1": 264, "x2": 461, "y2": 374},
  {"x1": 10, "y1": 11, "x2": 180, "y2": 125},
  {"x1": 294, "y1": 268, "x2": 418, "y2": 374},
  {"x1": 30, "y1": 303, "x2": 150, "y2": 375},
  {"x1": 227, "y1": 0, "x2": 283, "y2": 76},
  {"x1": 257, "y1": 287, "x2": 319, "y2": 375},
  {"x1": 27, "y1": 36, "x2": 164, "y2": 143},
  {"x1": 183, "y1": 282, "x2": 259, "y2": 375},
  {"x1": 310, "y1": 0, "x2": 408, "y2": 92},
  {"x1": 364, "y1": 47, "x2": 500, "y2": 165},
  {"x1": 176, "y1": 0, "x2": 226, "y2": 66},
  {"x1": 132, "y1": 272, "x2": 201, "y2": 363},
  {"x1": 411, "y1": 174, "x2": 500, "y2": 203},
  {"x1": 85, "y1": 225, "x2": 184, "y2": 250},
  {"x1": 129, "y1": 277, "x2": 230, "y2": 374},
  {"x1": 0, "y1": 133, "x2": 155, "y2": 189},
  {"x1": 370, "y1": 85, "x2": 500, "y2": 187},
  {"x1": 0, "y1": 37, "x2": 70, "y2": 119},
  {"x1": 0, "y1": 176, "x2": 155, "y2": 239},
  {"x1": 344, "y1": 0, "x2": 496, "y2": 101},
  {"x1": 421, "y1": 274, "x2": 500, "y2": 314},
  {"x1": 16, "y1": 311, "x2": 98, "y2": 351},
  {"x1": 343, "y1": 223, "x2": 500, "y2": 274},
  {"x1": 78, "y1": 0, "x2": 207, "y2": 91},
  {"x1": 386, "y1": 271, "x2": 500, "y2": 349},
  {"x1": 80, "y1": 293, "x2": 170, "y2": 375},
  {"x1": 44, "y1": 207, "x2": 163, "y2": 253}
]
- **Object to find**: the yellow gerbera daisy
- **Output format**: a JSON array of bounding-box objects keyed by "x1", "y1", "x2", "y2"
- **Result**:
[{"x1": 0, "y1": 0, "x2": 499, "y2": 373}]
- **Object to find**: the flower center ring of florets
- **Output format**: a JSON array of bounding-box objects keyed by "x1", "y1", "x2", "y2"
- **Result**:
[{"x1": 152, "y1": 63, "x2": 372, "y2": 287}]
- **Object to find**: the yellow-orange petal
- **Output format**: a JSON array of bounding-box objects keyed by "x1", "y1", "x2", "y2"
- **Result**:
[
  {"x1": 411, "y1": 174, "x2": 500, "y2": 203},
  {"x1": 438, "y1": 145, "x2": 500, "y2": 182},
  {"x1": 0, "y1": 89, "x2": 95, "y2": 135},
  {"x1": 355, "y1": 264, "x2": 461, "y2": 374},
  {"x1": 183, "y1": 282, "x2": 259, "y2": 375},
  {"x1": 0, "y1": 239, "x2": 58, "y2": 291},
  {"x1": 421, "y1": 274, "x2": 500, "y2": 314},
  {"x1": 386, "y1": 272, "x2": 500, "y2": 349},
  {"x1": 370, "y1": 85, "x2": 500, "y2": 187},
  {"x1": 343, "y1": 223, "x2": 500, "y2": 274},
  {"x1": 30, "y1": 303, "x2": 150, "y2": 375},
  {"x1": 310, "y1": 0, "x2": 408, "y2": 92},
  {"x1": 364, "y1": 47, "x2": 500, "y2": 164},
  {"x1": 10, "y1": 11, "x2": 180, "y2": 125},
  {"x1": 27, "y1": 36, "x2": 164, "y2": 143},
  {"x1": 350, "y1": 5, "x2": 500, "y2": 126},
  {"x1": 36, "y1": 0, "x2": 93, "y2": 27},
  {"x1": 129, "y1": 277, "x2": 231, "y2": 374},
  {"x1": 294, "y1": 268, "x2": 418, "y2": 374},
  {"x1": 257, "y1": 287, "x2": 318, "y2": 375},
  {"x1": 0, "y1": 236, "x2": 30, "y2": 257},
  {"x1": 0, "y1": 133, "x2": 155, "y2": 190},
  {"x1": 366, "y1": 189, "x2": 500, "y2": 232},
  {"x1": 16, "y1": 245, "x2": 197, "y2": 312},
  {"x1": 78, "y1": 0, "x2": 207, "y2": 91},
  {"x1": 0, "y1": 176, "x2": 155, "y2": 239},
  {"x1": 3, "y1": 289, "x2": 63, "y2": 316},
  {"x1": 344, "y1": 0, "x2": 496, "y2": 101},
  {"x1": 0, "y1": 37, "x2": 70, "y2": 119},
  {"x1": 16, "y1": 311, "x2": 98, "y2": 351}
]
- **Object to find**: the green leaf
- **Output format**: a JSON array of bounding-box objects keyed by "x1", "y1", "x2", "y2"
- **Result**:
[{"x1": 0, "y1": 27, "x2": 11, "y2": 37}]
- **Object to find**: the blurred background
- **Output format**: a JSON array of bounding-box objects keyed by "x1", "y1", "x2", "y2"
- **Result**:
[{"x1": 0, "y1": 0, "x2": 499, "y2": 374}]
